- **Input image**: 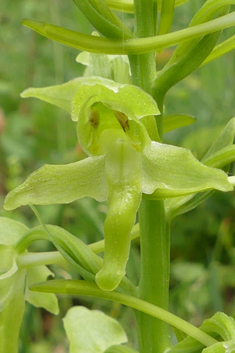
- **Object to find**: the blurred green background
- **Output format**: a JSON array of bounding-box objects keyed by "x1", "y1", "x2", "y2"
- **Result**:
[{"x1": 1, "y1": 0, "x2": 235, "y2": 352}]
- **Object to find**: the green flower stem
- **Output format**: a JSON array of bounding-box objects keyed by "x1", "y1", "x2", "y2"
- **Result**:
[
  {"x1": 30, "y1": 279, "x2": 218, "y2": 348},
  {"x1": 106, "y1": 0, "x2": 134, "y2": 13},
  {"x1": 22, "y1": 12, "x2": 235, "y2": 55},
  {"x1": 17, "y1": 251, "x2": 65, "y2": 268},
  {"x1": 128, "y1": 0, "x2": 156, "y2": 94},
  {"x1": 16, "y1": 228, "x2": 48, "y2": 253},
  {"x1": 128, "y1": 2, "x2": 170, "y2": 350},
  {"x1": 72, "y1": 0, "x2": 132, "y2": 38},
  {"x1": 129, "y1": 2, "x2": 170, "y2": 352},
  {"x1": 16, "y1": 223, "x2": 139, "y2": 255},
  {"x1": 137, "y1": 200, "x2": 171, "y2": 353}
]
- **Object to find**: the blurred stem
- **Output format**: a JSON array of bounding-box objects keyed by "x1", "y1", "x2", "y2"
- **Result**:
[
  {"x1": 50, "y1": 0, "x2": 64, "y2": 84},
  {"x1": 50, "y1": 0, "x2": 67, "y2": 157},
  {"x1": 208, "y1": 222, "x2": 228, "y2": 313}
]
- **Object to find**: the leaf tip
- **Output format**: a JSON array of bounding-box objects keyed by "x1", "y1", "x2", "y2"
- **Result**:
[
  {"x1": 21, "y1": 18, "x2": 46, "y2": 36},
  {"x1": 20, "y1": 88, "x2": 31, "y2": 98}
]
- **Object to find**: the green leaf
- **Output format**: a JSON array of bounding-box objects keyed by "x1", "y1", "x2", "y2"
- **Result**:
[
  {"x1": 153, "y1": 31, "x2": 222, "y2": 109},
  {"x1": 152, "y1": 4, "x2": 232, "y2": 106},
  {"x1": 172, "y1": 327, "x2": 187, "y2": 343},
  {"x1": 165, "y1": 0, "x2": 234, "y2": 69},
  {"x1": 21, "y1": 77, "x2": 86, "y2": 113},
  {"x1": 72, "y1": 0, "x2": 132, "y2": 39},
  {"x1": 105, "y1": 345, "x2": 139, "y2": 353},
  {"x1": 202, "y1": 34, "x2": 235, "y2": 65},
  {"x1": 192, "y1": 0, "x2": 235, "y2": 25},
  {"x1": 163, "y1": 114, "x2": 195, "y2": 133},
  {"x1": 202, "y1": 312, "x2": 235, "y2": 342},
  {"x1": 202, "y1": 145, "x2": 235, "y2": 169},
  {"x1": 158, "y1": 0, "x2": 175, "y2": 35},
  {"x1": 202, "y1": 117, "x2": 235, "y2": 162},
  {"x1": 171, "y1": 262, "x2": 205, "y2": 284},
  {"x1": 44, "y1": 225, "x2": 102, "y2": 282},
  {"x1": 63, "y1": 306, "x2": 127, "y2": 353},
  {"x1": 203, "y1": 343, "x2": 226, "y2": 352},
  {"x1": 4, "y1": 157, "x2": 107, "y2": 211},
  {"x1": 142, "y1": 142, "x2": 233, "y2": 198},
  {"x1": 25, "y1": 265, "x2": 59, "y2": 315},
  {"x1": 166, "y1": 191, "x2": 214, "y2": 220},
  {"x1": 0, "y1": 217, "x2": 28, "y2": 246},
  {"x1": 203, "y1": 341, "x2": 235, "y2": 353},
  {"x1": 22, "y1": 13, "x2": 235, "y2": 55}
]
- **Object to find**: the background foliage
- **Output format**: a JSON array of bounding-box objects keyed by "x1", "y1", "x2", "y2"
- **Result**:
[{"x1": 1, "y1": 0, "x2": 235, "y2": 352}]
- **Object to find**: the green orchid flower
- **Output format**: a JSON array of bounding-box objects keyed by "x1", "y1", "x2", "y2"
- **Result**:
[
  {"x1": 4, "y1": 78, "x2": 233, "y2": 291},
  {"x1": 0, "y1": 217, "x2": 59, "y2": 353},
  {"x1": 166, "y1": 311, "x2": 235, "y2": 353}
]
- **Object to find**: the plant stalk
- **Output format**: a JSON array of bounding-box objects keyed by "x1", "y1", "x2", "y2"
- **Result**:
[
  {"x1": 128, "y1": 1, "x2": 171, "y2": 352},
  {"x1": 128, "y1": 0, "x2": 156, "y2": 94},
  {"x1": 137, "y1": 200, "x2": 171, "y2": 353}
]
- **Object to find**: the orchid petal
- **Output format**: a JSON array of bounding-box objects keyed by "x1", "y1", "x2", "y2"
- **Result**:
[
  {"x1": 0, "y1": 217, "x2": 28, "y2": 246},
  {"x1": 21, "y1": 78, "x2": 86, "y2": 113},
  {"x1": 142, "y1": 142, "x2": 233, "y2": 197},
  {"x1": 4, "y1": 157, "x2": 107, "y2": 211},
  {"x1": 72, "y1": 77, "x2": 160, "y2": 122}
]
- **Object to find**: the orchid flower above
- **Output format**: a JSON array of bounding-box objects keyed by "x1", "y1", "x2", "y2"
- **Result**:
[{"x1": 4, "y1": 77, "x2": 233, "y2": 291}]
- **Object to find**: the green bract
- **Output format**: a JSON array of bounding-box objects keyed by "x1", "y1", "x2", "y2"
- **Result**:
[
  {"x1": 167, "y1": 312, "x2": 235, "y2": 353},
  {"x1": 21, "y1": 13, "x2": 235, "y2": 55},
  {"x1": 4, "y1": 79, "x2": 233, "y2": 291}
]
